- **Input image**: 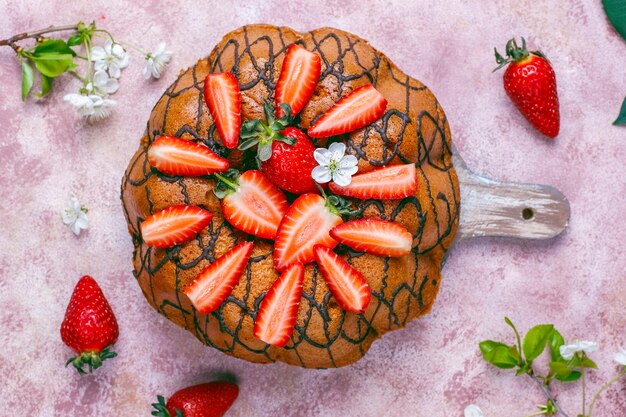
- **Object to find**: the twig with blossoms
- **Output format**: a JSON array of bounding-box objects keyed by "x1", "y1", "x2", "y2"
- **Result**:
[
  {"x1": 467, "y1": 317, "x2": 626, "y2": 417},
  {"x1": 0, "y1": 21, "x2": 172, "y2": 121}
]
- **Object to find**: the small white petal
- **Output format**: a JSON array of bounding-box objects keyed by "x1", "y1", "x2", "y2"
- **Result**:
[
  {"x1": 93, "y1": 70, "x2": 108, "y2": 86},
  {"x1": 580, "y1": 341, "x2": 598, "y2": 353},
  {"x1": 614, "y1": 347, "x2": 626, "y2": 366},
  {"x1": 154, "y1": 42, "x2": 166, "y2": 55},
  {"x1": 314, "y1": 148, "x2": 332, "y2": 166},
  {"x1": 91, "y1": 46, "x2": 107, "y2": 62},
  {"x1": 118, "y1": 53, "x2": 130, "y2": 69},
  {"x1": 70, "y1": 222, "x2": 81, "y2": 235},
  {"x1": 142, "y1": 60, "x2": 153, "y2": 79},
  {"x1": 332, "y1": 169, "x2": 352, "y2": 187},
  {"x1": 111, "y1": 43, "x2": 125, "y2": 58},
  {"x1": 464, "y1": 404, "x2": 484, "y2": 417},
  {"x1": 108, "y1": 63, "x2": 121, "y2": 79},
  {"x1": 560, "y1": 344, "x2": 577, "y2": 360},
  {"x1": 339, "y1": 165, "x2": 359, "y2": 177},
  {"x1": 328, "y1": 142, "x2": 346, "y2": 160},
  {"x1": 102, "y1": 78, "x2": 119, "y2": 94},
  {"x1": 339, "y1": 154, "x2": 358, "y2": 169},
  {"x1": 103, "y1": 39, "x2": 113, "y2": 54},
  {"x1": 62, "y1": 210, "x2": 77, "y2": 225},
  {"x1": 311, "y1": 165, "x2": 332, "y2": 183}
]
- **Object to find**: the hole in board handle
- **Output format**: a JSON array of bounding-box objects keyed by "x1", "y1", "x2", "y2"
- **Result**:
[{"x1": 522, "y1": 207, "x2": 535, "y2": 221}]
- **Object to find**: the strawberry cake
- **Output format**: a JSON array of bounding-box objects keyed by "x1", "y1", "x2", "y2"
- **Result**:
[{"x1": 121, "y1": 24, "x2": 460, "y2": 368}]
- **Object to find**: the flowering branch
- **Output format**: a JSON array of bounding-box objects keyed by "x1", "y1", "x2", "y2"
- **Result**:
[{"x1": 0, "y1": 21, "x2": 172, "y2": 121}]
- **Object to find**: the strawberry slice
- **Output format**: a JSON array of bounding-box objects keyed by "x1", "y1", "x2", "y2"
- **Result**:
[
  {"x1": 273, "y1": 193, "x2": 343, "y2": 271},
  {"x1": 329, "y1": 163, "x2": 417, "y2": 200},
  {"x1": 275, "y1": 44, "x2": 321, "y2": 118},
  {"x1": 204, "y1": 72, "x2": 241, "y2": 149},
  {"x1": 330, "y1": 218, "x2": 413, "y2": 257},
  {"x1": 148, "y1": 136, "x2": 229, "y2": 176},
  {"x1": 184, "y1": 241, "x2": 254, "y2": 314},
  {"x1": 215, "y1": 170, "x2": 288, "y2": 239},
  {"x1": 141, "y1": 205, "x2": 213, "y2": 248},
  {"x1": 253, "y1": 262, "x2": 304, "y2": 347},
  {"x1": 308, "y1": 84, "x2": 387, "y2": 138},
  {"x1": 313, "y1": 245, "x2": 371, "y2": 313}
]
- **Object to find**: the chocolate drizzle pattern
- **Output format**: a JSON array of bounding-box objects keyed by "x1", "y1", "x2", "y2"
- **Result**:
[{"x1": 121, "y1": 25, "x2": 460, "y2": 368}]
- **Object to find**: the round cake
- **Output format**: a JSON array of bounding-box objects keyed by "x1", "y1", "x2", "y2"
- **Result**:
[{"x1": 121, "y1": 24, "x2": 460, "y2": 368}]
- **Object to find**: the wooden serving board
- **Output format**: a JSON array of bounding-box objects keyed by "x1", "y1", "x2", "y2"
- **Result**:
[{"x1": 454, "y1": 151, "x2": 570, "y2": 240}]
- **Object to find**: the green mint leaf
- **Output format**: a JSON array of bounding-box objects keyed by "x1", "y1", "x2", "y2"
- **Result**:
[
  {"x1": 32, "y1": 53, "x2": 74, "y2": 77},
  {"x1": 21, "y1": 61, "x2": 34, "y2": 100},
  {"x1": 67, "y1": 34, "x2": 83, "y2": 46},
  {"x1": 35, "y1": 74, "x2": 53, "y2": 98},
  {"x1": 479, "y1": 340, "x2": 518, "y2": 369},
  {"x1": 603, "y1": 0, "x2": 626, "y2": 41},
  {"x1": 33, "y1": 39, "x2": 76, "y2": 57},
  {"x1": 548, "y1": 328, "x2": 565, "y2": 361},
  {"x1": 523, "y1": 324, "x2": 554, "y2": 362},
  {"x1": 613, "y1": 97, "x2": 626, "y2": 126}
]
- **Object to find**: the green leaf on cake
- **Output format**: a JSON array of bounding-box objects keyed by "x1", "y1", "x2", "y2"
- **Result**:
[
  {"x1": 613, "y1": 97, "x2": 626, "y2": 126},
  {"x1": 603, "y1": 0, "x2": 626, "y2": 41}
]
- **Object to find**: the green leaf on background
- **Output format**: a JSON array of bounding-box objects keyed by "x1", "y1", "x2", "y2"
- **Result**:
[
  {"x1": 32, "y1": 53, "x2": 74, "y2": 77},
  {"x1": 523, "y1": 324, "x2": 554, "y2": 362},
  {"x1": 550, "y1": 361, "x2": 582, "y2": 382},
  {"x1": 580, "y1": 356, "x2": 598, "y2": 369},
  {"x1": 548, "y1": 328, "x2": 565, "y2": 361},
  {"x1": 479, "y1": 340, "x2": 518, "y2": 369},
  {"x1": 67, "y1": 34, "x2": 82, "y2": 47},
  {"x1": 33, "y1": 39, "x2": 76, "y2": 57},
  {"x1": 21, "y1": 61, "x2": 34, "y2": 100},
  {"x1": 35, "y1": 75, "x2": 53, "y2": 98},
  {"x1": 603, "y1": 0, "x2": 626, "y2": 41},
  {"x1": 613, "y1": 97, "x2": 626, "y2": 126}
]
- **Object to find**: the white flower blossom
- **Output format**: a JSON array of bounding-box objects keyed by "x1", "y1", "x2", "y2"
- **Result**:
[
  {"x1": 311, "y1": 142, "x2": 359, "y2": 187},
  {"x1": 62, "y1": 192, "x2": 89, "y2": 236},
  {"x1": 143, "y1": 42, "x2": 172, "y2": 79},
  {"x1": 85, "y1": 70, "x2": 119, "y2": 95},
  {"x1": 464, "y1": 404, "x2": 484, "y2": 417},
  {"x1": 91, "y1": 39, "x2": 129, "y2": 79},
  {"x1": 560, "y1": 340, "x2": 598, "y2": 360},
  {"x1": 614, "y1": 347, "x2": 626, "y2": 366},
  {"x1": 63, "y1": 91, "x2": 116, "y2": 122}
]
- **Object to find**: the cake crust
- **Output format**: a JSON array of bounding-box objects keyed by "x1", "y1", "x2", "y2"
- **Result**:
[{"x1": 121, "y1": 24, "x2": 460, "y2": 368}]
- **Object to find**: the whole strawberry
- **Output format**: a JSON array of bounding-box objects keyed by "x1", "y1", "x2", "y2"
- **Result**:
[
  {"x1": 494, "y1": 37, "x2": 560, "y2": 138},
  {"x1": 152, "y1": 381, "x2": 239, "y2": 417},
  {"x1": 60, "y1": 275, "x2": 119, "y2": 375}
]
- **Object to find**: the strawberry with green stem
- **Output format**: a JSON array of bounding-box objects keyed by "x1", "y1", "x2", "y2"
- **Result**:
[
  {"x1": 152, "y1": 381, "x2": 239, "y2": 417},
  {"x1": 494, "y1": 37, "x2": 560, "y2": 138}
]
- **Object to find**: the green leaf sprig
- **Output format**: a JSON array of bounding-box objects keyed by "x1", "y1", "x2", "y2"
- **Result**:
[{"x1": 479, "y1": 317, "x2": 626, "y2": 417}]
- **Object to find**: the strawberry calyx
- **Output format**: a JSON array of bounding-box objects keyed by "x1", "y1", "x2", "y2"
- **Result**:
[
  {"x1": 238, "y1": 100, "x2": 296, "y2": 162},
  {"x1": 151, "y1": 395, "x2": 183, "y2": 417},
  {"x1": 212, "y1": 168, "x2": 241, "y2": 198},
  {"x1": 493, "y1": 37, "x2": 546, "y2": 72},
  {"x1": 65, "y1": 344, "x2": 117, "y2": 375},
  {"x1": 316, "y1": 183, "x2": 358, "y2": 217}
]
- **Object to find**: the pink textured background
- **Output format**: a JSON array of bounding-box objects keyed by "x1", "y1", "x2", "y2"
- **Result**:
[{"x1": 1, "y1": 1, "x2": 625, "y2": 416}]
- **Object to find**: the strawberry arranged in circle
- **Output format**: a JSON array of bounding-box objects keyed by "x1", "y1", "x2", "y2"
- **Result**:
[
  {"x1": 275, "y1": 44, "x2": 321, "y2": 118},
  {"x1": 185, "y1": 241, "x2": 254, "y2": 314},
  {"x1": 494, "y1": 37, "x2": 560, "y2": 138},
  {"x1": 260, "y1": 126, "x2": 319, "y2": 194},
  {"x1": 330, "y1": 218, "x2": 413, "y2": 257},
  {"x1": 204, "y1": 72, "x2": 242, "y2": 149},
  {"x1": 60, "y1": 275, "x2": 119, "y2": 375},
  {"x1": 308, "y1": 84, "x2": 387, "y2": 138},
  {"x1": 141, "y1": 205, "x2": 213, "y2": 248},
  {"x1": 273, "y1": 193, "x2": 345, "y2": 271},
  {"x1": 214, "y1": 170, "x2": 288, "y2": 239},
  {"x1": 152, "y1": 381, "x2": 239, "y2": 417},
  {"x1": 329, "y1": 163, "x2": 416, "y2": 200},
  {"x1": 254, "y1": 262, "x2": 305, "y2": 347},
  {"x1": 148, "y1": 136, "x2": 229, "y2": 177},
  {"x1": 313, "y1": 245, "x2": 371, "y2": 314}
]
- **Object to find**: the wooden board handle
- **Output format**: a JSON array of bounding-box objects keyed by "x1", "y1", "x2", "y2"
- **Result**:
[{"x1": 454, "y1": 155, "x2": 570, "y2": 240}]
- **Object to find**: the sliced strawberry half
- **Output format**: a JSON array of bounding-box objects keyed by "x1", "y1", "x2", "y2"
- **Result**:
[
  {"x1": 215, "y1": 170, "x2": 288, "y2": 239},
  {"x1": 253, "y1": 262, "x2": 304, "y2": 347},
  {"x1": 275, "y1": 44, "x2": 321, "y2": 118},
  {"x1": 273, "y1": 193, "x2": 343, "y2": 271},
  {"x1": 313, "y1": 245, "x2": 371, "y2": 313},
  {"x1": 141, "y1": 205, "x2": 213, "y2": 248},
  {"x1": 184, "y1": 241, "x2": 254, "y2": 314},
  {"x1": 330, "y1": 218, "x2": 412, "y2": 257},
  {"x1": 329, "y1": 163, "x2": 417, "y2": 200},
  {"x1": 204, "y1": 72, "x2": 241, "y2": 149},
  {"x1": 308, "y1": 84, "x2": 387, "y2": 138},
  {"x1": 148, "y1": 136, "x2": 229, "y2": 176}
]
